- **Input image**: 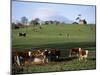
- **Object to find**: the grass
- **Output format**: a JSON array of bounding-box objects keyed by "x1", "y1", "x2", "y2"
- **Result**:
[
  {"x1": 12, "y1": 24, "x2": 96, "y2": 74},
  {"x1": 13, "y1": 56, "x2": 96, "y2": 74},
  {"x1": 12, "y1": 24, "x2": 96, "y2": 49}
]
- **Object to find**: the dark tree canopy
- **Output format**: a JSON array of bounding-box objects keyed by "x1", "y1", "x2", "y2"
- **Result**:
[
  {"x1": 21, "y1": 16, "x2": 28, "y2": 25},
  {"x1": 30, "y1": 18, "x2": 40, "y2": 26}
]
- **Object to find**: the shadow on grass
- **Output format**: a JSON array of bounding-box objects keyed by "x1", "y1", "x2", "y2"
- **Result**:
[
  {"x1": 56, "y1": 57, "x2": 78, "y2": 62},
  {"x1": 89, "y1": 58, "x2": 96, "y2": 61},
  {"x1": 12, "y1": 42, "x2": 96, "y2": 57},
  {"x1": 13, "y1": 42, "x2": 96, "y2": 50},
  {"x1": 39, "y1": 42, "x2": 96, "y2": 49}
]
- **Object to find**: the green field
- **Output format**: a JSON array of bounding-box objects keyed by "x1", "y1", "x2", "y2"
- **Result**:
[
  {"x1": 12, "y1": 24, "x2": 96, "y2": 56},
  {"x1": 12, "y1": 24, "x2": 96, "y2": 74}
]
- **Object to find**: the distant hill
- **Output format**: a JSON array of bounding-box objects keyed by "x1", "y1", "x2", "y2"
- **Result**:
[{"x1": 46, "y1": 15, "x2": 73, "y2": 24}]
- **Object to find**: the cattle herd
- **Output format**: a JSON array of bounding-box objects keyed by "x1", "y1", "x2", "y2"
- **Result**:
[{"x1": 12, "y1": 48, "x2": 88, "y2": 66}]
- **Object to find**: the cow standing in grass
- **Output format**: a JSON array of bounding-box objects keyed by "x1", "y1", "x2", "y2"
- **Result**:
[
  {"x1": 13, "y1": 50, "x2": 31, "y2": 66},
  {"x1": 78, "y1": 48, "x2": 88, "y2": 61},
  {"x1": 69, "y1": 48, "x2": 79, "y2": 57},
  {"x1": 19, "y1": 32, "x2": 26, "y2": 37},
  {"x1": 48, "y1": 48, "x2": 61, "y2": 61},
  {"x1": 13, "y1": 51, "x2": 22, "y2": 66}
]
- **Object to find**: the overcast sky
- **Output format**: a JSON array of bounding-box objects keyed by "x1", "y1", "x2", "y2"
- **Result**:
[{"x1": 12, "y1": 1, "x2": 96, "y2": 24}]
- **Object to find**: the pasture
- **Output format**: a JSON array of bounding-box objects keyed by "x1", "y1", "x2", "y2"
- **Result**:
[{"x1": 12, "y1": 24, "x2": 96, "y2": 74}]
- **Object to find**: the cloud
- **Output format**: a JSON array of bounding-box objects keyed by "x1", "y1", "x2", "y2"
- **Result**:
[{"x1": 32, "y1": 8, "x2": 59, "y2": 21}]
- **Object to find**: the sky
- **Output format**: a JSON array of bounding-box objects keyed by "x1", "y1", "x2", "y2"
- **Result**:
[{"x1": 12, "y1": 1, "x2": 96, "y2": 24}]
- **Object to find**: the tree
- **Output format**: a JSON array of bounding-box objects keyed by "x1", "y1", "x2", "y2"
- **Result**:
[
  {"x1": 49, "y1": 20, "x2": 54, "y2": 24},
  {"x1": 34, "y1": 18, "x2": 40, "y2": 25},
  {"x1": 44, "y1": 21, "x2": 50, "y2": 25},
  {"x1": 21, "y1": 16, "x2": 28, "y2": 25},
  {"x1": 12, "y1": 22, "x2": 16, "y2": 26},
  {"x1": 54, "y1": 20, "x2": 60, "y2": 25},
  {"x1": 34, "y1": 18, "x2": 40, "y2": 22},
  {"x1": 12, "y1": 22, "x2": 16, "y2": 29},
  {"x1": 72, "y1": 22, "x2": 78, "y2": 24},
  {"x1": 30, "y1": 20, "x2": 35, "y2": 25},
  {"x1": 30, "y1": 18, "x2": 40, "y2": 26}
]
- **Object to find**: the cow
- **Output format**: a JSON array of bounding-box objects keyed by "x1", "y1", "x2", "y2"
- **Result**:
[
  {"x1": 12, "y1": 51, "x2": 22, "y2": 66},
  {"x1": 12, "y1": 49, "x2": 31, "y2": 66},
  {"x1": 31, "y1": 49, "x2": 49, "y2": 64},
  {"x1": 47, "y1": 48, "x2": 61, "y2": 61},
  {"x1": 33, "y1": 52, "x2": 48, "y2": 64},
  {"x1": 69, "y1": 48, "x2": 79, "y2": 57},
  {"x1": 19, "y1": 32, "x2": 26, "y2": 37},
  {"x1": 78, "y1": 48, "x2": 88, "y2": 61}
]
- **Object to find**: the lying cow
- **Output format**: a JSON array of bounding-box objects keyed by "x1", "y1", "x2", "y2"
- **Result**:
[
  {"x1": 79, "y1": 48, "x2": 88, "y2": 61},
  {"x1": 31, "y1": 50, "x2": 49, "y2": 64}
]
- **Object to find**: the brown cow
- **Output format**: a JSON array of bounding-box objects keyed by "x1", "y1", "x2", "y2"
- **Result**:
[
  {"x1": 12, "y1": 50, "x2": 31, "y2": 66},
  {"x1": 48, "y1": 48, "x2": 61, "y2": 61},
  {"x1": 12, "y1": 51, "x2": 22, "y2": 66},
  {"x1": 79, "y1": 48, "x2": 88, "y2": 61},
  {"x1": 69, "y1": 48, "x2": 79, "y2": 57}
]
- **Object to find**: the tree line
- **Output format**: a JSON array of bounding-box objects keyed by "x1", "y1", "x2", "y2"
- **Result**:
[{"x1": 12, "y1": 16, "x2": 65, "y2": 29}]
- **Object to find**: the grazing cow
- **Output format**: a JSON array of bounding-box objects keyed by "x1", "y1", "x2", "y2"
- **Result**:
[
  {"x1": 19, "y1": 32, "x2": 26, "y2": 37},
  {"x1": 69, "y1": 48, "x2": 79, "y2": 57},
  {"x1": 79, "y1": 48, "x2": 88, "y2": 61}
]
